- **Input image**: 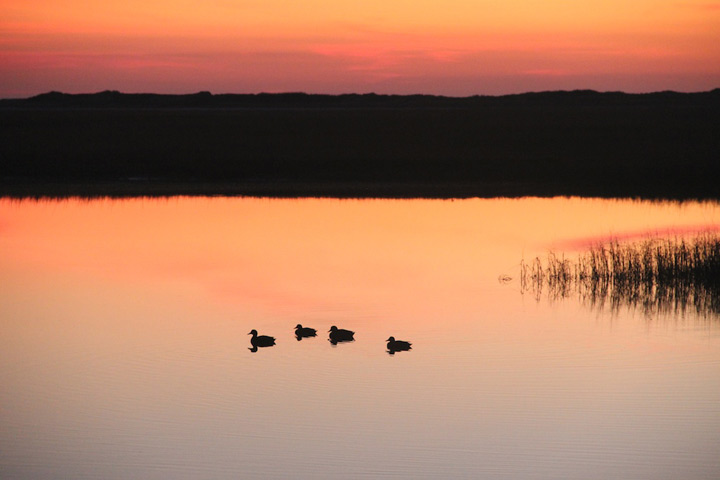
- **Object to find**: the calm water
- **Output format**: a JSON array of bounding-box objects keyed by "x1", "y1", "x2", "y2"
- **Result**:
[{"x1": 1, "y1": 197, "x2": 720, "y2": 479}]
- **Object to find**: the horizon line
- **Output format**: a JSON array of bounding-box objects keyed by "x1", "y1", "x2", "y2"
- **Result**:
[{"x1": 3, "y1": 87, "x2": 720, "y2": 101}]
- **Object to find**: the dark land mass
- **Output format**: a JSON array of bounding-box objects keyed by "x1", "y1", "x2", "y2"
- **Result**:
[{"x1": 2, "y1": 89, "x2": 719, "y2": 199}]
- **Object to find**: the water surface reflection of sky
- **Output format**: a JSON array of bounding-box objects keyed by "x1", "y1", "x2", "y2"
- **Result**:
[{"x1": 1, "y1": 197, "x2": 719, "y2": 479}]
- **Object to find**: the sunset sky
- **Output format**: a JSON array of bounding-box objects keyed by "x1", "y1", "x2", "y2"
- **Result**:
[{"x1": 1, "y1": 0, "x2": 719, "y2": 97}]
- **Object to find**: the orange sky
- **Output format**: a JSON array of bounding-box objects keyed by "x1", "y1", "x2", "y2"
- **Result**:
[{"x1": 1, "y1": 0, "x2": 719, "y2": 97}]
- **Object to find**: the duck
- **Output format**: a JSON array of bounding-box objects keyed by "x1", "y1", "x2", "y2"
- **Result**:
[
  {"x1": 248, "y1": 329, "x2": 276, "y2": 348},
  {"x1": 295, "y1": 324, "x2": 317, "y2": 338},
  {"x1": 328, "y1": 325, "x2": 355, "y2": 343},
  {"x1": 386, "y1": 336, "x2": 412, "y2": 352}
]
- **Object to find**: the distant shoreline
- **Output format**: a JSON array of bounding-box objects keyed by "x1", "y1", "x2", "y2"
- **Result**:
[
  {"x1": 0, "y1": 180, "x2": 526, "y2": 200},
  {"x1": 2, "y1": 90, "x2": 719, "y2": 200},
  {"x1": 3, "y1": 89, "x2": 719, "y2": 109},
  {"x1": 2, "y1": 179, "x2": 717, "y2": 200}
]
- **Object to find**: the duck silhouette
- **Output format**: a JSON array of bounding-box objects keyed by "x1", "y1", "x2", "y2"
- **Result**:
[
  {"x1": 328, "y1": 326, "x2": 355, "y2": 344},
  {"x1": 386, "y1": 336, "x2": 412, "y2": 353},
  {"x1": 248, "y1": 329, "x2": 276, "y2": 349},
  {"x1": 295, "y1": 324, "x2": 317, "y2": 340}
]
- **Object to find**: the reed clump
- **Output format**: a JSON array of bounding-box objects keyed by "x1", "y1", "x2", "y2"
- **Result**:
[{"x1": 520, "y1": 234, "x2": 720, "y2": 317}]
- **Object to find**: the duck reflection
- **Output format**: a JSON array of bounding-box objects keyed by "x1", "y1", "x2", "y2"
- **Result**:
[
  {"x1": 328, "y1": 325, "x2": 355, "y2": 345},
  {"x1": 386, "y1": 336, "x2": 412, "y2": 355},
  {"x1": 294, "y1": 324, "x2": 317, "y2": 341},
  {"x1": 248, "y1": 329, "x2": 276, "y2": 352}
]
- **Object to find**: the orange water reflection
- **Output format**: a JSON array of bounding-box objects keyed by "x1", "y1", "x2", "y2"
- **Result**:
[
  {"x1": 1, "y1": 197, "x2": 720, "y2": 478},
  {"x1": 2, "y1": 197, "x2": 719, "y2": 321}
]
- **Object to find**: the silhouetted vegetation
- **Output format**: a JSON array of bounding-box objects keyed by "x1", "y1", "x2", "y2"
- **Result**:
[
  {"x1": 520, "y1": 234, "x2": 720, "y2": 317},
  {"x1": 2, "y1": 90, "x2": 719, "y2": 199}
]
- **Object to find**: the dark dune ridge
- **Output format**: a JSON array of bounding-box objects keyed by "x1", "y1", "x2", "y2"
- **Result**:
[{"x1": 1, "y1": 89, "x2": 719, "y2": 199}]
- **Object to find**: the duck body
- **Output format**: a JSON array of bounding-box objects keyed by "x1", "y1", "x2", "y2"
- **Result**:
[
  {"x1": 295, "y1": 324, "x2": 317, "y2": 338},
  {"x1": 328, "y1": 325, "x2": 355, "y2": 343},
  {"x1": 386, "y1": 336, "x2": 412, "y2": 352},
  {"x1": 249, "y1": 329, "x2": 276, "y2": 348}
]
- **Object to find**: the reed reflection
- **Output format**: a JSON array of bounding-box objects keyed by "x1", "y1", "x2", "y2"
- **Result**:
[{"x1": 521, "y1": 234, "x2": 720, "y2": 318}]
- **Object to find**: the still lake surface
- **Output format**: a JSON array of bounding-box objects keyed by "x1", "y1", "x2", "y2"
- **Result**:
[{"x1": 1, "y1": 196, "x2": 720, "y2": 479}]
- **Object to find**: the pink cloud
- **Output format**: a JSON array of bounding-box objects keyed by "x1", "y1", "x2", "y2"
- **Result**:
[{"x1": 554, "y1": 224, "x2": 720, "y2": 251}]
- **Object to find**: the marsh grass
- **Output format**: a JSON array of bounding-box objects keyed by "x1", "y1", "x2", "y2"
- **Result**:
[{"x1": 521, "y1": 234, "x2": 720, "y2": 317}]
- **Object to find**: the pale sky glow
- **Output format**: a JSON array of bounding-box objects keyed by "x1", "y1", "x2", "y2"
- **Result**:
[{"x1": 1, "y1": 0, "x2": 719, "y2": 96}]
